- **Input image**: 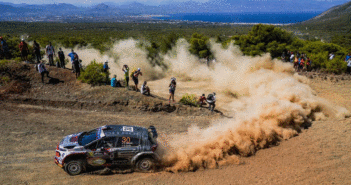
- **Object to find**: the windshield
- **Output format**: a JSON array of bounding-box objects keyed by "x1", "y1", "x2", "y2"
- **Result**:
[{"x1": 78, "y1": 129, "x2": 98, "y2": 146}]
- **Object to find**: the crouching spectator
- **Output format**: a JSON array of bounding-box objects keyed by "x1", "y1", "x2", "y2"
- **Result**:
[
  {"x1": 38, "y1": 61, "x2": 49, "y2": 84},
  {"x1": 141, "y1": 81, "x2": 150, "y2": 96},
  {"x1": 198, "y1": 94, "x2": 207, "y2": 107},
  {"x1": 111, "y1": 75, "x2": 121, "y2": 87}
]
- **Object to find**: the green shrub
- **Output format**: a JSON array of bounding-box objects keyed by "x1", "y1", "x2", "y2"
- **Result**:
[
  {"x1": 325, "y1": 56, "x2": 347, "y2": 74},
  {"x1": 78, "y1": 60, "x2": 109, "y2": 85},
  {"x1": 179, "y1": 93, "x2": 199, "y2": 107}
]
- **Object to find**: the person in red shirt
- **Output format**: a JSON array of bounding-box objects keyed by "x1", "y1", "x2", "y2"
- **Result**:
[
  {"x1": 19, "y1": 39, "x2": 29, "y2": 62},
  {"x1": 198, "y1": 94, "x2": 207, "y2": 107}
]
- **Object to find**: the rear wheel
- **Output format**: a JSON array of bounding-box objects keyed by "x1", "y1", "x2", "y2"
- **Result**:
[
  {"x1": 64, "y1": 159, "x2": 86, "y2": 176},
  {"x1": 136, "y1": 158, "x2": 154, "y2": 172}
]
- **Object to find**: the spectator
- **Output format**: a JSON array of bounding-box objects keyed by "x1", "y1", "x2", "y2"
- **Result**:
[
  {"x1": 33, "y1": 41, "x2": 41, "y2": 64},
  {"x1": 68, "y1": 49, "x2": 78, "y2": 73},
  {"x1": 58, "y1": 48, "x2": 65, "y2": 69},
  {"x1": 299, "y1": 57, "x2": 305, "y2": 72},
  {"x1": 19, "y1": 39, "x2": 29, "y2": 62},
  {"x1": 198, "y1": 94, "x2": 207, "y2": 107},
  {"x1": 169, "y1": 77, "x2": 176, "y2": 104},
  {"x1": 122, "y1": 64, "x2": 129, "y2": 88},
  {"x1": 306, "y1": 57, "x2": 312, "y2": 72},
  {"x1": 103, "y1": 61, "x2": 110, "y2": 72},
  {"x1": 329, "y1": 52, "x2": 335, "y2": 60},
  {"x1": 290, "y1": 52, "x2": 295, "y2": 63},
  {"x1": 141, "y1": 81, "x2": 150, "y2": 96},
  {"x1": 0, "y1": 36, "x2": 9, "y2": 59},
  {"x1": 345, "y1": 53, "x2": 351, "y2": 75},
  {"x1": 111, "y1": 75, "x2": 117, "y2": 87},
  {"x1": 73, "y1": 56, "x2": 80, "y2": 78},
  {"x1": 45, "y1": 42, "x2": 55, "y2": 66},
  {"x1": 206, "y1": 92, "x2": 216, "y2": 112},
  {"x1": 38, "y1": 61, "x2": 49, "y2": 84},
  {"x1": 131, "y1": 68, "x2": 142, "y2": 91}
]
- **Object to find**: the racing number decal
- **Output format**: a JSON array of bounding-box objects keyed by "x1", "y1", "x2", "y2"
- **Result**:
[{"x1": 122, "y1": 137, "x2": 131, "y2": 144}]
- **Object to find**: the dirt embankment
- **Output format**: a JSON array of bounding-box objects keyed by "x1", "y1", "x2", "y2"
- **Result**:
[{"x1": 0, "y1": 62, "x2": 220, "y2": 117}]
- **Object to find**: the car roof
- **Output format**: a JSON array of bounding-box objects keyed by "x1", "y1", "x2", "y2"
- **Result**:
[{"x1": 101, "y1": 125, "x2": 148, "y2": 138}]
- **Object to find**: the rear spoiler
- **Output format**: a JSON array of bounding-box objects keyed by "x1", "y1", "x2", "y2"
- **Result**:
[{"x1": 148, "y1": 126, "x2": 158, "y2": 139}]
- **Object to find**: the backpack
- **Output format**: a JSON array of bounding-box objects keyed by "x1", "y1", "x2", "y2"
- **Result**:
[
  {"x1": 130, "y1": 70, "x2": 136, "y2": 77},
  {"x1": 207, "y1": 94, "x2": 214, "y2": 101}
]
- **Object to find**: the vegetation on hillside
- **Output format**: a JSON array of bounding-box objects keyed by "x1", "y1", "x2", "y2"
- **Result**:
[{"x1": 1, "y1": 22, "x2": 350, "y2": 75}]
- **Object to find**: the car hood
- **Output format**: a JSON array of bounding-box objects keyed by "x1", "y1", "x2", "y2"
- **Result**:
[{"x1": 59, "y1": 132, "x2": 83, "y2": 149}]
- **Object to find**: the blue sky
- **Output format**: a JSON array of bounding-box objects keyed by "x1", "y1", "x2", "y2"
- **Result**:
[{"x1": 1, "y1": 0, "x2": 349, "y2": 6}]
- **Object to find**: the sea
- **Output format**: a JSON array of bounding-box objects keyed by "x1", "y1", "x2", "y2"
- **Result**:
[{"x1": 154, "y1": 12, "x2": 322, "y2": 24}]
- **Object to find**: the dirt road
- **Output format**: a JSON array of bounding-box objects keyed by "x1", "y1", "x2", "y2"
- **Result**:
[{"x1": 0, "y1": 76, "x2": 350, "y2": 184}]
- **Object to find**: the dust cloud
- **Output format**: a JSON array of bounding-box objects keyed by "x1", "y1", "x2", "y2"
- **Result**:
[{"x1": 59, "y1": 38, "x2": 350, "y2": 172}]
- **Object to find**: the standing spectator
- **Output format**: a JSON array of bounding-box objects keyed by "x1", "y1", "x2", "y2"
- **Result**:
[
  {"x1": 46, "y1": 42, "x2": 55, "y2": 66},
  {"x1": 299, "y1": 57, "x2": 305, "y2": 72},
  {"x1": 141, "y1": 81, "x2": 150, "y2": 96},
  {"x1": 58, "y1": 48, "x2": 65, "y2": 69},
  {"x1": 122, "y1": 65, "x2": 130, "y2": 88},
  {"x1": 19, "y1": 39, "x2": 29, "y2": 62},
  {"x1": 281, "y1": 52, "x2": 286, "y2": 62},
  {"x1": 132, "y1": 68, "x2": 142, "y2": 91},
  {"x1": 68, "y1": 49, "x2": 78, "y2": 72},
  {"x1": 103, "y1": 61, "x2": 110, "y2": 72},
  {"x1": 103, "y1": 61, "x2": 110, "y2": 84},
  {"x1": 286, "y1": 51, "x2": 291, "y2": 62},
  {"x1": 33, "y1": 41, "x2": 41, "y2": 63},
  {"x1": 111, "y1": 75, "x2": 117, "y2": 87},
  {"x1": 306, "y1": 57, "x2": 312, "y2": 72},
  {"x1": 290, "y1": 52, "x2": 295, "y2": 63},
  {"x1": 73, "y1": 58, "x2": 80, "y2": 78},
  {"x1": 206, "y1": 92, "x2": 216, "y2": 112},
  {"x1": 38, "y1": 61, "x2": 49, "y2": 84},
  {"x1": 345, "y1": 53, "x2": 351, "y2": 75},
  {"x1": 0, "y1": 36, "x2": 9, "y2": 59},
  {"x1": 169, "y1": 77, "x2": 176, "y2": 104},
  {"x1": 329, "y1": 52, "x2": 335, "y2": 60}
]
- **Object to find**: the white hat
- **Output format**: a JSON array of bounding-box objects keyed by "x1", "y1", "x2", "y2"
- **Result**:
[{"x1": 138, "y1": 68, "x2": 141, "y2": 71}]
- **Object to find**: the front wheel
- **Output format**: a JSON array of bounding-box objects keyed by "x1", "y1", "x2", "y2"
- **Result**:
[
  {"x1": 64, "y1": 159, "x2": 86, "y2": 176},
  {"x1": 136, "y1": 158, "x2": 155, "y2": 172}
]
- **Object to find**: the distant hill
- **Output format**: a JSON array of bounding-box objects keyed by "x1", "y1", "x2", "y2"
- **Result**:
[
  {"x1": 0, "y1": 0, "x2": 350, "y2": 21},
  {"x1": 290, "y1": 1, "x2": 351, "y2": 38}
]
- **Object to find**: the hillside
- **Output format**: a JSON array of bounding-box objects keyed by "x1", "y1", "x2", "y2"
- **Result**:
[{"x1": 288, "y1": 1, "x2": 351, "y2": 40}]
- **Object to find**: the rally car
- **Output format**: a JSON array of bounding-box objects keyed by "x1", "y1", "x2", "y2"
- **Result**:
[{"x1": 54, "y1": 125, "x2": 159, "y2": 175}]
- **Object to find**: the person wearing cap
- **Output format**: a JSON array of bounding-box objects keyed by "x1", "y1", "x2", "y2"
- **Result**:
[
  {"x1": 206, "y1": 92, "x2": 216, "y2": 112},
  {"x1": 46, "y1": 42, "x2": 55, "y2": 66},
  {"x1": 33, "y1": 41, "x2": 41, "y2": 64},
  {"x1": 19, "y1": 39, "x2": 29, "y2": 62},
  {"x1": 169, "y1": 77, "x2": 176, "y2": 104},
  {"x1": 122, "y1": 64, "x2": 130, "y2": 88},
  {"x1": 58, "y1": 48, "x2": 65, "y2": 69},
  {"x1": 132, "y1": 68, "x2": 142, "y2": 91},
  {"x1": 0, "y1": 36, "x2": 9, "y2": 59}
]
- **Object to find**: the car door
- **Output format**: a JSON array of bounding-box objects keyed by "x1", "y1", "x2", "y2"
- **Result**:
[
  {"x1": 115, "y1": 136, "x2": 141, "y2": 162},
  {"x1": 85, "y1": 137, "x2": 117, "y2": 166}
]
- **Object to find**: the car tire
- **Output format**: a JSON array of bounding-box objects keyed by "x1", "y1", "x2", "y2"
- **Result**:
[
  {"x1": 64, "y1": 159, "x2": 86, "y2": 176},
  {"x1": 136, "y1": 157, "x2": 154, "y2": 172}
]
